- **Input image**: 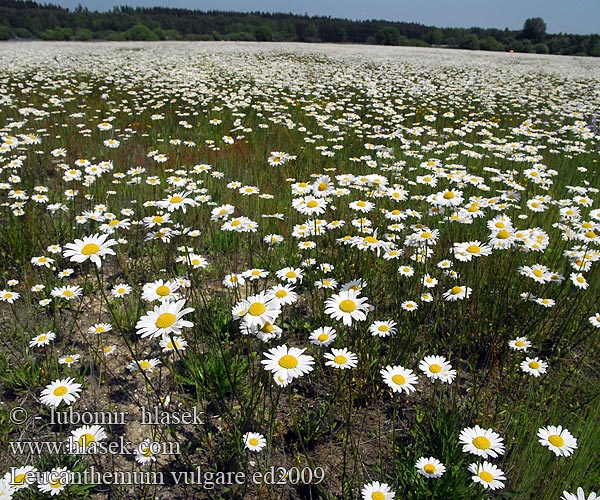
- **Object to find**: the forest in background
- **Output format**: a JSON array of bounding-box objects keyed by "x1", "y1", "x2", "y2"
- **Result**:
[{"x1": 0, "y1": 0, "x2": 599, "y2": 56}]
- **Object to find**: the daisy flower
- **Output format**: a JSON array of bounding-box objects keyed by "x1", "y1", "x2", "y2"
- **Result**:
[
  {"x1": 468, "y1": 461, "x2": 506, "y2": 490},
  {"x1": 419, "y1": 355, "x2": 456, "y2": 383},
  {"x1": 158, "y1": 191, "x2": 196, "y2": 213},
  {"x1": 0, "y1": 290, "x2": 20, "y2": 303},
  {"x1": 443, "y1": 285, "x2": 472, "y2": 301},
  {"x1": 63, "y1": 233, "x2": 117, "y2": 267},
  {"x1": 135, "y1": 439, "x2": 158, "y2": 464},
  {"x1": 369, "y1": 320, "x2": 397, "y2": 338},
  {"x1": 401, "y1": 300, "x2": 418, "y2": 311},
  {"x1": 29, "y1": 331, "x2": 56, "y2": 347},
  {"x1": 509, "y1": 336, "x2": 531, "y2": 351},
  {"x1": 50, "y1": 285, "x2": 83, "y2": 300},
  {"x1": 261, "y1": 345, "x2": 314, "y2": 383},
  {"x1": 361, "y1": 480, "x2": 395, "y2": 500},
  {"x1": 38, "y1": 467, "x2": 72, "y2": 496},
  {"x1": 561, "y1": 487, "x2": 598, "y2": 500},
  {"x1": 68, "y1": 424, "x2": 108, "y2": 453},
  {"x1": 520, "y1": 357, "x2": 548, "y2": 377},
  {"x1": 223, "y1": 273, "x2": 245, "y2": 288},
  {"x1": 59, "y1": 354, "x2": 81, "y2": 366},
  {"x1": 135, "y1": 299, "x2": 194, "y2": 339},
  {"x1": 111, "y1": 283, "x2": 132, "y2": 297},
  {"x1": 40, "y1": 377, "x2": 82, "y2": 408},
  {"x1": 324, "y1": 348, "x2": 358, "y2": 369},
  {"x1": 141, "y1": 279, "x2": 180, "y2": 303},
  {"x1": 233, "y1": 291, "x2": 282, "y2": 328},
  {"x1": 4, "y1": 465, "x2": 36, "y2": 490},
  {"x1": 380, "y1": 365, "x2": 419, "y2": 394},
  {"x1": 459, "y1": 425, "x2": 505, "y2": 458},
  {"x1": 589, "y1": 313, "x2": 600, "y2": 328},
  {"x1": 324, "y1": 290, "x2": 371, "y2": 326},
  {"x1": 160, "y1": 334, "x2": 188, "y2": 352},
  {"x1": 127, "y1": 358, "x2": 161, "y2": 373},
  {"x1": 276, "y1": 267, "x2": 304, "y2": 284},
  {"x1": 309, "y1": 326, "x2": 337, "y2": 346},
  {"x1": 243, "y1": 432, "x2": 267, "y2": 452},
  {"x1": 415, "y1": 457, "x2": 446, "y2": 478},
  {"x1": 538, "y1": 425, "x2": 578, "y2": 456},
  {"x1": 88, "y1": 323, "x2": 112, "y2": 335}
]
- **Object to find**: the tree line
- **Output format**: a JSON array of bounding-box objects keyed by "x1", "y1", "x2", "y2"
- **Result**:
[{"x1": 0, "y1": 0, "x2": 598, "y2": 57}]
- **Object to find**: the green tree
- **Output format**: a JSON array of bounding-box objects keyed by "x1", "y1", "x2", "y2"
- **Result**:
[
  {"x1": 74, "y1": 27, "x2": 92, "y2": 41},
  {"x1": 126, "y1": 23, "x2": 159, "y2": 41},
  {"x1": 254, "y1": 25, "x2": 273, "y2": 41},
  {"x1": 522, "y1": 17, "x2": 546, "y2": 43},
  {"x1": 375, "y1": 26, "x2": 401, "y2": 46},
  {"x1": 460, "y1": 33, "x2": 480, "y2": 50}
]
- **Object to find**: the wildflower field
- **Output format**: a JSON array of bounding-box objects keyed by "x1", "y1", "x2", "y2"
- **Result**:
[{"x1": 0, "y1": 41, "x2": 599, "y2": 500}]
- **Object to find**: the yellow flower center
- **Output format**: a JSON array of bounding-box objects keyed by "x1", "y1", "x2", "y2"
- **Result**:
[
  {"x1": 497, "y1": 229, "x2": 510, "y2": 239},
  {"x1": 364, "y1": 236, "x2": 378, "y2": 244},
  {"x1": 231, "y1": 220, "x2": 241, "y2": 227},
  {"x1": 429, "y1": 363, "x2": 442, "y2": 373},
  {"x1": 38, "y1": 335, "x2": 48, "y2": 342},
  {"x1": 64, "y1": 356, "x2": 74, "y2": 363},
  {"x1": 391, "y1": 209, "x2": 401, "y2": 215},
  {"x1": 576, "y1": 276, "x2": 585, "y2": 283},
  {"x1": 53, "y1": 386, "x2": 68, "y2": 396},
  {"x1": 548, "y1": 434, "x2": 564, "y2": 447},
  {"x1": 50, "y1": 478, "x2": 63, "y2": 488},
  {"x1": 391, "y1": 374, "x2": 406, "y2": 385},
  {"x1": 156, "y1": 285, "x2": 171, "y2": 296},
  {"x1": 248, "y1": 437, "x2": 259, "y2": 446},
  {"x1": 261, "y1": 322, "x2": 275, "y2": 333},
  {"x1": 170, "y1": 196, "x2": 183, "y2": 204},
  {"x1": 334, "y1": 355, "x2": 347, "y2": 365},
  {"x1": 478, "y1": 471, "x2": 494, "y2": 483},
  {"x1": 473, "y1": 436, "x2": 491, "y2": 449},
  {"x1": 78, "y1": 433, "x2": 96, "y2": 447},
  {"x1": 532, "y1": 269, "x2": 544, "y2": 278},
  {"x1": 248, "y1": 303, "x2": 266, "y2": 316},
  {"x1": 585, "y1": 231, "x2": 596, "y2": 239},
  {"x1": 14, "y1": 473, "x2": 26, "y2": 485},
  {"x1": 143, "y1": 446, "x2": 152, "y2": 457},
  {"x1": 306, "y1": 200, "x2": 318, "y2": 208},
  {"x1": 275, "y1": 290, "x2": 287, "y2": 298},
  {"x1": 139, "y1": 360, "x2": 151, "y2": 370},
  {"x1": 317, "y1": 333, "x2": 329, "y2": 342},
  {"x1": 285, "y1": 271, "x2": 297, "y2": 278},
  {"x1": 371, "y1": 492, "x2": 385, "y2": 500},
  {"x1": 451, "y1": 286, "x2": 463, "y2": 295},
  {"x1": 152, "y1": 216, "x2": 164, "y2": 223},
  {"x1": 278, "y1": 354, "x2": 298, "y2": 369},
  {"x1": 155, "y1": 312, "x2": 177, "y2": 329},
  {"x1": 495, "y1": 221, "x2": 506, "y2": 228},
  {"x1": 423, "y1": 464, "x2": 436, "y2": 474},
  {"x1": 378, "y1": 325, "x2": 389, "y2": 332},
  {"x1": 81, "y1": 243, "x2": 100, "y2": 255},
  {"x1": 108, "y1": 219, "x2": 120, "y2": 226},
  {"x1": 466, "y1": 244, "x2": 481, "y2": 254},
  {"x1": 515, "y1": 340, "x2": 525, "y2": 347},
  {"x1": 421, "y1": 231, "x2": 432, "y2": 239},
  {"x1": 117, "y1": 287, "x2": 126, "y2": 294},
  {"x1": 443, "y1": 191, "x2": 455, "y2": 199},
  {"x1": 529, "y1": 361, "x2": 540, "y2": 369},
  {"x1": 339, "y1": 299, "x2": 356, "y2": 313},
  {"x1": 357, "y1": 201, "x2": 366, "y2": 207}
]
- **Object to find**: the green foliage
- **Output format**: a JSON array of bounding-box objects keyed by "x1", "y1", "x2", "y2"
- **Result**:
[
  {"x1": 0, "y1": 1, "x2": 597, "y2": 55},
  {"x1": 375, "y1": 26, "x2": 401, "y2": 46},
  {"x1": 74, "y1": 27, "x2": 92, "y2": 41},
  {"x1": 522, "y1": 17, "x2": 547, "y2": 43}
]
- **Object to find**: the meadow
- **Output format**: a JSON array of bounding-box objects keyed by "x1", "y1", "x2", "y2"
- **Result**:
[{"x1": 0, "y1": 41, "x2": 598, "y2": 500}]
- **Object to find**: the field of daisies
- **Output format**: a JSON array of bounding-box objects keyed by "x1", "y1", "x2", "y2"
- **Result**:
[{"x1": 0, "y1": 41, "x2": 598, "y2": 499}]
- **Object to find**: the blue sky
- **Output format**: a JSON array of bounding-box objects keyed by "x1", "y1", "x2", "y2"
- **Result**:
[{"x1": 47, "y1": 0, "x2": 598, "y2": 35}]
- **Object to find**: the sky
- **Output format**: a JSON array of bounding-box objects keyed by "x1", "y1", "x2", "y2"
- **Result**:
[{"x1": 45, "y1": 0, "x2": 599, "y2": 35}]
